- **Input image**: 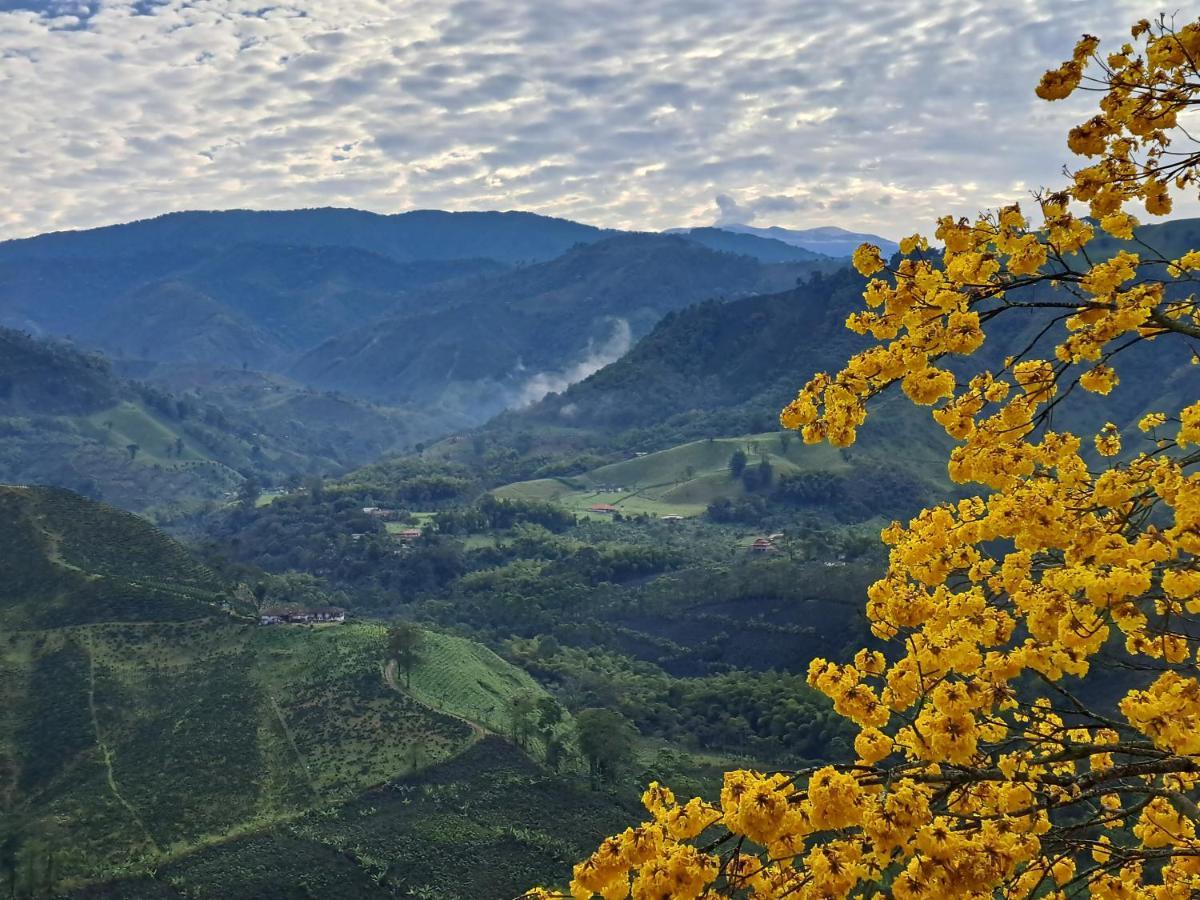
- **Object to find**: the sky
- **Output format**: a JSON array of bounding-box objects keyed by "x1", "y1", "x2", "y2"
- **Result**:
[{"x1": 0, "y1": 0, "x2": 1165, "y2": 241}]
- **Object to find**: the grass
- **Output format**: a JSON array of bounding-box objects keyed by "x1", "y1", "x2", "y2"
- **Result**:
[
  {"x1": 494, "y1": 432, "x2": 851, "y2": 519},
  {"x1": 86, "y1": 402, "x2": 204, "y2": 466}
]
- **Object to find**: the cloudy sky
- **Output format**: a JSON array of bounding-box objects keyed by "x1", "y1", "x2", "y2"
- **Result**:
[{"x1": 0, "y1": 0, "x2": 1161, "y2": 240}]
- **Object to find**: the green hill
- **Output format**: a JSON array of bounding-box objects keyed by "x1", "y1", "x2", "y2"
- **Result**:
[
  {"x1": 495, "y1": 433, "x2": 847, "y2": 518},
  {"x1": 0, "y1": 329, "x2": 434, "y2": 517},
  {"x1": 0, "y1": 487, "x2": 618, "y2": 896},
  {"x1": 493, "y1": 423, "x2": 947, "y2": 522},
  {"x1": 405, "y1": 630, "x2": 554, "y2": 734},
  {"x1": 0, "y1": 331, "x2": 250, "y2": 515},
  {"x1": 0, "y1": 486, "x2": 224, "y2": 630}
]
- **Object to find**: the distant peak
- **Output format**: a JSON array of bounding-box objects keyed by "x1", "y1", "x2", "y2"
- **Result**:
[{"x1": 706, "y1": 224, "x2": 899, "y2": 259}]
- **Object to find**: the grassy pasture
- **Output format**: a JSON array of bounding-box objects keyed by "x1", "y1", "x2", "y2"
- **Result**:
[{"x1": 494, "y1": 432, "x2": 852, "y2": 519}]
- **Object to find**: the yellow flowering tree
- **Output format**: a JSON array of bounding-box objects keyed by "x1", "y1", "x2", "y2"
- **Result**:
[{"x1": 526, "y1": 15, "x2": 1200, "y2": 900}]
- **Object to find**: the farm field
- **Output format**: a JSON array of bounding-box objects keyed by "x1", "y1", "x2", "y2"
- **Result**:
[
  {"x1": 400, "y1": 629, "x2": 559, "y2": 735},
  {"x1": 0, "y1": 488, "x2": 576, "y2": 891},
  {"x1": 493, "y1": 432, "x2": 851, "y2": 519}
]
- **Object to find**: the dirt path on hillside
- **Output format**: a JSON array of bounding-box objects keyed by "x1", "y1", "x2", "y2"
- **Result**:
[
  {"x1": 382, "y1": 660, "x2": 489, "y2": 742},
  {"x1": 82, "y1": 634, "x2": 162, "y2": 855}
]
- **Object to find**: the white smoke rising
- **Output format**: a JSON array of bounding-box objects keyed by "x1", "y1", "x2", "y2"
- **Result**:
[{"x1": 515, "y1": 319, "x2": 632, "y2": 407}]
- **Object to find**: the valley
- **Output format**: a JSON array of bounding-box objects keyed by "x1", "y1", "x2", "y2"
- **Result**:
[
  {"x1": 0, "y1": 211, "x2": 893, "y2": 897},
  {"x1": 3, "y1": 206, "x2": 1197, "y2": 898},
  {"x1": 7, "y1": 8, "x2": 1200, "y2": 898}
]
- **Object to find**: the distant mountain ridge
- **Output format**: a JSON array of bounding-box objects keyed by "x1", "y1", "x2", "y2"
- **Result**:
[
  {"x1": 720, "y1": 224, "x2": 899, "y2": 258},
  {"x1": 290, "y1": 233, "x2": 822, "y2": 416},
  {"x1": 0, "y1": 207, "x2": 611, "y2": 265},
  {"x1": 665, "y1": 227, "x2": 834, "y2": 263},
  {"x1": 0, "y1": 207, "x2": 841, "y2": 390}
]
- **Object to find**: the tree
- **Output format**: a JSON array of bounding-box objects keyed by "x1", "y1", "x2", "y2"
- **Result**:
[
  {"x1": 575, "y1": 708, "x2": 636, "y2": 787},
  {"x1": 126, "y1": 442, "x2": 139, "y2": 461},
  {"x1": 237, "y1": 477, "x2": 261, "y2": 509},
  {"x1": 537, "y1": 17, "x2": 1200, "y2": 899},
  {"x1": 508, "y1": 692, "x2": 538, "y2": 749},
  {"x1": 742, "y1": 456, "x2": 772, "y2": 492},
  {"x1": 728, "y1": 449, "x2": 748, "y2": 478},
  {"x1": 387, "y1": 622, "x2": 425, "y2": 689},
  {"x1": 305, "y1": 476, "x2": 324, "y2": 503}
]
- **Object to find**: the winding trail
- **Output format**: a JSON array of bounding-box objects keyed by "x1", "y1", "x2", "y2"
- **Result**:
[
  {"x1": 382, "y1": 660, "x2": 489, "y2": 743},
  {"x1": 267, "y1": 694, "x2": 320, "y2": 800},
  {"x1": 82, "y1": 634, "x2": 161, "y2": 854}
]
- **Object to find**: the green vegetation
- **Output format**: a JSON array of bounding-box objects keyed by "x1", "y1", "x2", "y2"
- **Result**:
[
  {"x1": 0, "y1": 328, "x2": 434, "y2": 518},
  {"x1": 403, "y1": 630, "x2": 556, "y2": 736},
  {"x1": 78, "y1": 737, "x2": 637, "y2": 900},
  {"x1": 0, "y1": 486, "x2": 630, "y2": 897},
  {"x1": 493, "y1": 432, "x2": 854, "y2": 519},
  {"x1": 0, "y1": 486, "x2": 222, "y2": 630}
]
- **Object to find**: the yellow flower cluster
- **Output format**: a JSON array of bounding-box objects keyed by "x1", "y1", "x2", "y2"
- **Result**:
[{"x1": 551, "y1": 17, "x2": 1200, "y2": 900}]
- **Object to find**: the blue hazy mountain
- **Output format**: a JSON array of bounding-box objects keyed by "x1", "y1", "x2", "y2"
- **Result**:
[{"x1": 719, "y1": 224, "x2": 899, "y2": 258}]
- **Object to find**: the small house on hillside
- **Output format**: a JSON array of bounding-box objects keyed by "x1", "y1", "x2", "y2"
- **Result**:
[
  {"x1": 589, "y1": 503, "x2": 618, "y2": 514},
  {"x1": 660, "y1": 514, "x2": 684, "y2": 523},
  {"x1": 750, "y1": 537, "x2": 777, "y2": 554},
  {"x1": 393, "y1": 528, "x2": 422, "y2": 542}
]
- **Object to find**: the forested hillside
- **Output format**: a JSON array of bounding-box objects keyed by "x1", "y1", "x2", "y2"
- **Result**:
[
  {"x1": 290, "y1": 233, "x2": 824, "y2": 408},
  {"x1": 0, "y1": 328, "x2": 428, "y2": 517}
]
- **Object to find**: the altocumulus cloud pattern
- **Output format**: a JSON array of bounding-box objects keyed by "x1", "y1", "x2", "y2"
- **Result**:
[{"x1": 0, "y1": 0, "x2": 1161, "y2": 239}]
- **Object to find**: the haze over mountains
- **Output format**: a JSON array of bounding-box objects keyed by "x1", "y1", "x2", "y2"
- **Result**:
[
  {"x1": 669, "y1": 225, "x2": 900, "y2": 258},
  {"x1": 4, "y1": 206, "x2": 1198, "y2": 518},
  {"x1": 0, "y1": 208, "x2": 876, "y2": 436},
  {"x1": 5, "y1": 206, "x2": 1200, "y2": 899}
]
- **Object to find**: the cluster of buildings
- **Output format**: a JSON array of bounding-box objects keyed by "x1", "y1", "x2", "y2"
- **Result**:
[{"x1": 259, "y1": 607, "x2": 346, "y2": 626}]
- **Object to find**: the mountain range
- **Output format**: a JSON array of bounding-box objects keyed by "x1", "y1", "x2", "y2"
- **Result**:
[
  {"x1": 5, "y1": 208, "x2": 1198, "y2": 518},
  {"x1": 0, "y1": 209, "x2": 851, "y2": 440},
  {"x1": 5, "y1": 207, "x2": 1199, "y2": 900},
  {"x1": 670, "y1": 224, "x2": 900, "y2": 258}
]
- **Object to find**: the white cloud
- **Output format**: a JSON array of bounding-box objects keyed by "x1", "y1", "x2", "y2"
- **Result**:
[
  {"x1": 514, "y1": 318, "x2": 632, "y2": 407},
  {"x1": 0, "y1": 0, "x2": 1173, "y2": 241}
]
